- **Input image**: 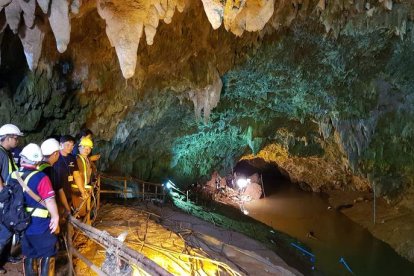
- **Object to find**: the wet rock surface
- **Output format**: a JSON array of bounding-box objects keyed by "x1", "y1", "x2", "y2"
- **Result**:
[{"x1": 0, "y1": 0, "x2": 414, "y2": 266}]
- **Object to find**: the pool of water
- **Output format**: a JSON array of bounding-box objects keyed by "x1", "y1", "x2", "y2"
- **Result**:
[{"x1": 244, "y1": 180, "x2": 414, "y2": 275}]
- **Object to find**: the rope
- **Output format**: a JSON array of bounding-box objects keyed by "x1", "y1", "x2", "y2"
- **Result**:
[{"x1": 125, "y1": 209, "x2": 243, "y2": 276}]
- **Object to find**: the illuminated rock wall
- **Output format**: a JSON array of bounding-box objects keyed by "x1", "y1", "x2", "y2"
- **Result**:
[{"x1": 0, "y1": 0, "x2": 413, "y2": 198}]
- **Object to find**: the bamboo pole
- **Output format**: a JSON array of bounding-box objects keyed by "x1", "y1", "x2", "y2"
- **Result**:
[
  {"x1": 260, "y1": 174, "x2": 266, "y2": 198},
  {"x1": 143, "y1": 183, "x2": 145, "y2": 200},
  {"x1": 124, "y1": 179, "x2": 127, "y2": 199},
  {"x1": 66, "y1": 226, "x2": 74, "y2": 276},
  {"x1": 69, "y1": 217, "x2": 172, "y2": 276},
  {"x1": 71, "y1": 246, "x2": 107, "y2": 276},
  {"x1": 97, "y1": 175, "x2": 101, "y2": 212}
]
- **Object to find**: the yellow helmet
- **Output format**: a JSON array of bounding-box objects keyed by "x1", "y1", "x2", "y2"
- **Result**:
[{"x1": 79, "y1": 137, "x2": 93, "y2": 148}]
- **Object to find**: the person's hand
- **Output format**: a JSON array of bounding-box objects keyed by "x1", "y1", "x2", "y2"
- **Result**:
[
  {"x1": 49, "y1": 216, "x2": 60, "y2": 234},
  {"x1": 63, "y1": 209, "x2": 71, "y2": 218},
  {"x1": 90, "y1": 154, "x2": 101, "y2": 162},
  {"x1": 81, "y1": 191, "x2": 90, "y2": 200}
]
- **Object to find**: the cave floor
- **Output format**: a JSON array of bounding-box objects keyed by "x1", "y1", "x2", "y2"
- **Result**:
[
  {"x1": 75, "y1": 202, "x2": 301, "y2": 275},
  {"x1": 2, "y1": 262, "x2": 23, "y2": 276}
]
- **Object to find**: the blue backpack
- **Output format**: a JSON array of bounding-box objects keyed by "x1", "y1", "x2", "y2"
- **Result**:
[{"x1": 0, "y1": 171, "x2": 38, "y2": 233}]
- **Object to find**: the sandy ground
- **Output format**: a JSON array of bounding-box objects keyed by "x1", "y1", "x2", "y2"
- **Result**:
[
  {"x1": 75, "y1": 202, "x2": 302, "y2": 275},
  {"x1": 327, "y1": 190, "x2": 414, "y2": 263},
  {"x1": 2, "y1": 262, "x2": 23, "y2": 275}
]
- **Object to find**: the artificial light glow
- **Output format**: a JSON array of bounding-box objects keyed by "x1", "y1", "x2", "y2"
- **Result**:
[
  {"x1": 164, "y1": 180, "x2": 175, "y2": 189},
  {"x1": 236, "y1": 178, "x2": 251, "y2": 189}
]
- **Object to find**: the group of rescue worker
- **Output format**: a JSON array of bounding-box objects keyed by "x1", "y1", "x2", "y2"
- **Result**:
[{"x1": 0, "y1": 123, "x2": 99, "y2": 275}]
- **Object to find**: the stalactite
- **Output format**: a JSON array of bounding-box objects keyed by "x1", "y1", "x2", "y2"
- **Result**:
[
  {"x1": 19, "y1": 0, "x2": 36, "y2": 28},
  {"x1": 97, "y1": 0, "x2": 144, "y2": 79},
  {"x1": 97, "y1": 0, "x2": 186, "y2": 79},
  {"x1": 4, "y1": 0, "x2": 22, "y2": 34},
  {"x1": 200, "y1": 0, "x2": 275, "y2": 36},
  {"x1": 37, "y1": 0, "x2": 50, "y2": 14},
  {"x1": 70, "y1": 0, "x2": 81, "y2": 14},
  {"x1": 0, "y1": 0, "x2": 408, "y2": 80},
  {"x1": 18, "y1": 18, "x2": 45, "y2": 70},
  {"x1": 0, "y1": 0, "x2": 12, "y2": 10},
  {"x1": 187, "y1": 67, "x2": 222, "y2": 122},
  {"x1": 201, "y1": 0, "x2": 224, "y2": 30},
  {"x1": 49, "y1": 0, "x2": 71, "y2": 53},
  {"x1": 0, "y1": 11, "x2": 5, "y2": 65}
]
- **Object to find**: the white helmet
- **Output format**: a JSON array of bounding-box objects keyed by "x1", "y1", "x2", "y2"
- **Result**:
[
  {"x1": 0, "y1": 124, "x2": 24, "y2": 136},
  {"x1": 20, "y1": 143, "x2": 43, "y2": 162},
  {"x1": 41, "y1": 138, "x2": 60, "y2": 156}
]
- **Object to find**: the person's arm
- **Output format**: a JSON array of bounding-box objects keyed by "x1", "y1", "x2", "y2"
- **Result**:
[
  {"x1": 45, "y1": 197, "x2": 59, "y2": 234},
  {"x1": 89, "y1": 154, "x2": 100, "y2": 162},
  {"x1": 0, "y1": 154, "x2": 6, "y2": 190},
  {"x1": 37, "y1": 175, "x2": 59, "y2": 233},
  {"x1": 58, "y1": 188, "x2": 71, "y2": 215},
  {"x1": 73, "y1": 170, "x2": 88, "y2": 198}
]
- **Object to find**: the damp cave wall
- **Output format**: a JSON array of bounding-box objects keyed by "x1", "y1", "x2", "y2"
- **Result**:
[{"x1": 0, "y1": 1, "x2": 413, "y2": 199}]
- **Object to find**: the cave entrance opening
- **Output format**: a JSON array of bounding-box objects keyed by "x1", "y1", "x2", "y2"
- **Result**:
[{"x1": 233, "y1": 158, "x2": 290, "y2": 198}]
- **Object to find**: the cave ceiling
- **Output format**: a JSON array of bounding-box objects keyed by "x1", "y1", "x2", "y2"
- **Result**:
[{"x1": 0, "y1": 0, "x2": 410, "y2": 79}]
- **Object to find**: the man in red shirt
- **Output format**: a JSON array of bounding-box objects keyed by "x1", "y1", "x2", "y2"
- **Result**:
[{"x1": 7, "y1": 144, "x2": 59, "y2": 276}]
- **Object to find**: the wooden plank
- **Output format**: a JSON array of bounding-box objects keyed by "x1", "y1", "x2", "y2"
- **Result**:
[{"x1": 99, "y1": 190, "x2": 124, "y2": 194}]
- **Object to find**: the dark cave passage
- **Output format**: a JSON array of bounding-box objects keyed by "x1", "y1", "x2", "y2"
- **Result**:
[{"x1": 233, "y1": 158, "x2": 292, "y2": 197}]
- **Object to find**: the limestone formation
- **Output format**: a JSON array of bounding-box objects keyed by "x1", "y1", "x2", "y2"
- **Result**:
[
  {"x1": 37, "y1": 0, "x2": 50, "y2": 14},
  {"x1": 49, "y1": 0, "x2": 71, "y2": 53},
  {"x1": 0, "y1": 0, "x2": 409, "y2": 79},
  {"x1": 4, "y1": 0, "x2": 22, "y2": 33},
  {"x1": 97, "y1": 0, "x2": 186, "y2": 79},
  {"x1": 187, "y1": 67, "x2": 222, "y2": 121},
  {"x1": 1, "y1": 0, "x2": 70, "y2": 69},
  {"x1": 201, "y1": 0, "x2": 224, "y2": 29},
  {"x1": 19, "y1": 0, "x2": 36, "y2": 28},
  {"x1": 0, "y1": 0, "x2": 11, "y2": 5},
  {"x1": 18, "y1": 19, "x2": 45, "y2": 70},
  {"x1": 0, "y1": 11, "x2": 5, "y2": 65},
  {"x1": 201, "y1": 0, "x2": 275, "y2": 36}
]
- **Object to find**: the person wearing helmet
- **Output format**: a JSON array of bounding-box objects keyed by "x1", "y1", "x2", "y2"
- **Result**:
[
  {"x1": 0, "y1": 124, "x2": 23, "y2": 189},
  {"x1": 39, "y1": 139, "x2": 71, "y2": 219},
  {"x1": 73, "y1": 137, "x2": 94, "y2": 224},
  {"x1": 6, "y1": 143, "x2": 59, "y2": 276},
  {"x1": 0, "y1": 124, "x2": 23, "y2": 274},
  {"x1": 73, "y1": 128, "x2": 100, "y2": 162}
]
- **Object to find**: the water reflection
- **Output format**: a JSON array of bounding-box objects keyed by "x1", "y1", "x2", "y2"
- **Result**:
[{"x1": 244, "y1": 181, "x2": 414, "y2": 275}]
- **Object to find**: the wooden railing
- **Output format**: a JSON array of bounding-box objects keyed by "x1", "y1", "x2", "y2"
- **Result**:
[{"x1": 98, "y1": 174, "x2": 165, "y2": 201}]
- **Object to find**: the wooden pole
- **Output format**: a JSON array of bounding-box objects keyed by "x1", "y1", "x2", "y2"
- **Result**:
[
  {"x1": 97, "y1": 175, "x2": 101, "y2": 212},
  {"x1": 260, "y1": 174, "x2": 266, "y2": 198},
  {"x1": 71, "y1": 247, "x2": 107, "y2": 276},
  {"x1": 66, "y1": 224, "x2": 74, "y2": 276},
  {"x1": 143, "y1": 183, "x2": 145, "y2": 200},
  {"x1": 373, "y1": 181, "x2": 376, "y2": 224},
  {"x1": 69, "y1": 217, "x2": 172, "y2": 276},
  {"x1": 124, "y1": 179, "x2": 127, "y2": 199}
]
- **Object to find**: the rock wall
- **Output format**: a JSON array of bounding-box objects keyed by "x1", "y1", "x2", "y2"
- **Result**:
[{"x1": 0, "y1": 0, "x2": 413, "y2": 199}]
